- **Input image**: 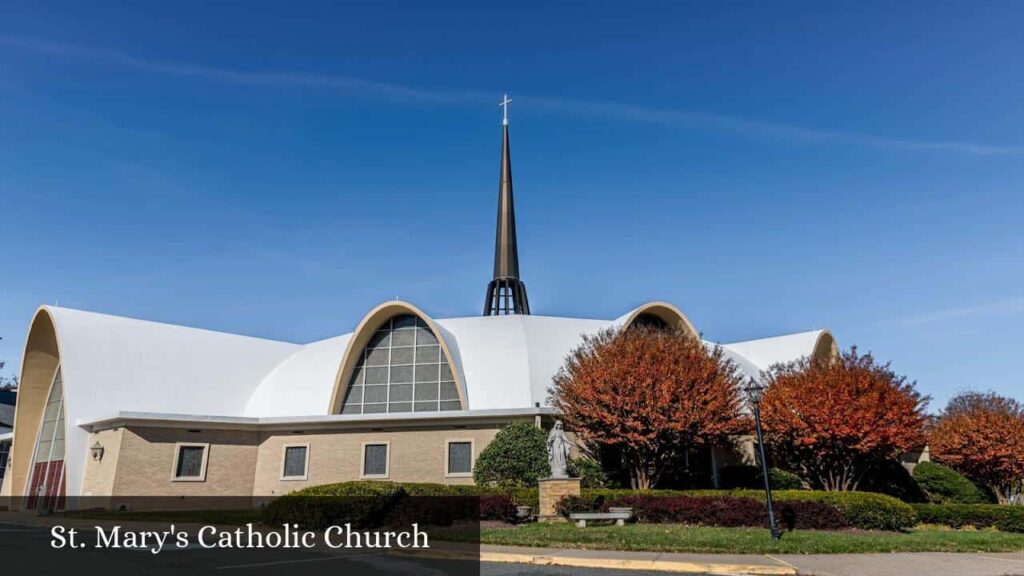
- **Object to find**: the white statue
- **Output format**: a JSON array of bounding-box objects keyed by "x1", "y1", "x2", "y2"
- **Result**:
[{"x1": 547, "y1": 421, "x2": 572, "y2": 479}]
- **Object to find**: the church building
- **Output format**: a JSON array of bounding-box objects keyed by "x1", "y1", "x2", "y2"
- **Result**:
[{"x1": 0, "y1": 104, "x2": 837, "y2": 509}]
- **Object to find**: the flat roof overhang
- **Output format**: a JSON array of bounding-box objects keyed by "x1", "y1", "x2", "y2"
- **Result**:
[{"x1": 79, "y1": 407, "x2": 556, "y2": 433}]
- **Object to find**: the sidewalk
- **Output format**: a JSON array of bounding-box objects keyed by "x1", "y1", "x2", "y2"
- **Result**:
[{"x1": 464, "y1": 544, "x2": 1024, "y2": 576}]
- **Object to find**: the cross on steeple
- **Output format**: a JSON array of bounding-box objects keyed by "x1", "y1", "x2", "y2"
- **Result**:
[
  {"x1": 499, "y1": 93, "x2": 512, "y2": 126},
  {"x1": 483, "y1": 94, "x2": 530, "y2": 316}
]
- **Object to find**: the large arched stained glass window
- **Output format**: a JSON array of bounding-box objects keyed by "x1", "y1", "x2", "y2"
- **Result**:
[{"x1": 341, "y1": 314, "x2": 461, "y2": 414}]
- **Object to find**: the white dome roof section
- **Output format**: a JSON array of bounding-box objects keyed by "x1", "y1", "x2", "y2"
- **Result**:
[
  {"x1": 705, "y1": 341, "x2": 764, "y2": 383},
  {"x1": 244, "y1": 334, "x2": 351, "y2": 417},
  {"x1": 47, "y1": 306, "x2": 299, "y2": 419},
  {"x1": 431, "y1": 315, "x2": 532, "y2": 411},
  {"x1": 722, "y1": 329, "x2": 837, "y2": 373},
  {"x1": 26, "y1": 306, "x2": 299, "y2": 496},
  {"x1": 520, "y1": 315, "x2": 611, "y2": 407},
  {"x1": 435, "y1": 315, "x2": 612, "y2": 411}
]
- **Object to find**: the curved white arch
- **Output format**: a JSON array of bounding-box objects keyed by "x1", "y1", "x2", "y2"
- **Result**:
[
  {"x1": 327, "y1": 301, "x2": 469, "y2": 414},
  {"x1": 812, "y1": 329, "x2": 839, "y2": 364},
  {"x1": 615, "y1": 301, "x2": 700, "y2": 339},
  {"x1": 7, "y1": 307, "x2": 62, "y2": 498},
  {"x1": 7, "y1": 306, "x2": 298, "y2": 500}
]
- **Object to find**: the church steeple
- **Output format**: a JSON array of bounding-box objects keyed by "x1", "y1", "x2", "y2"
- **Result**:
[{"x1": 484, "y1": 94, "x2": 530, "y2": 316}]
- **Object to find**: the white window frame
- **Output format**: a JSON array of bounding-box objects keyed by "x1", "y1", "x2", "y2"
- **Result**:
[
  {"x1": 171, "y1": 442, "x2": 210, "y2": 482},
  {"x1": 360, "y1": 441, "x2": 390, "y2": 479},
  {"x1": 280, "y1": 443, "x2": 310, "y2": 481},
  {"x1": 444, "y1": 438, "x2": 474, "y2": 478}
]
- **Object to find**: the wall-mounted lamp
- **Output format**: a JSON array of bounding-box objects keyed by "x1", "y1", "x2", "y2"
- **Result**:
[{"x1": 90, "y1": 442, "x2": 105, "y2": 462}]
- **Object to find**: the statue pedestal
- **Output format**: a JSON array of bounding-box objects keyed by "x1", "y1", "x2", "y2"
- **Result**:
[{"x1": 537, "y1": 477, "x2": 581, "y2": 523}]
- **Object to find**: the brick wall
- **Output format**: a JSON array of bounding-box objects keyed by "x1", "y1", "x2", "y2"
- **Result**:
[
  {"x1": 252, "y1": 425, "x2": 502, "y2": 496},
  {"x1": 110, "y1": 427, "x2": 259, "y2": 497}
]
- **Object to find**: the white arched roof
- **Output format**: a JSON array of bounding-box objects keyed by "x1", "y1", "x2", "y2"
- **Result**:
[
  {"x1": 35, "y1": 306, "x2": 300, "y2": 497},
  {"x1": 44, "y1": 304, "x2": 837, "y2": 421},
  {"x1": 28, "y1": 305, "x2": 835, "y2": 422},
  {"x1": 244, "y1": 334, "x2": 351, "y2": 417},
  {"x1": 721, "y1": 329, "x2": 834, "y2": 373},
  {"x1": 435, "y1": 315, "x2": 610, "y2": 412},
  {"x1": 38, "y1": 305, "x2": 837, "y2": 421}
]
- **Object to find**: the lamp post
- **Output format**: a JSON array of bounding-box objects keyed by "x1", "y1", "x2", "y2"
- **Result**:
[{"x1": 744, "y1": 378, "x2": 782, "y2": 540}]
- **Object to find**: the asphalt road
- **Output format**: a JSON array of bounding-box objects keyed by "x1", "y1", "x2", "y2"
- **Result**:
[{"x1": 0, "y1": 522, "x2": 694, "y2": 576}]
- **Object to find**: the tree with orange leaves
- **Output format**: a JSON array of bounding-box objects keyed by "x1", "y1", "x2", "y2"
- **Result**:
[
  {"x1": 760, "y1": 348, "x2": 927, "y2": 491},
  {"x1": 550, "y1": 326, "x2": 746, "y2": 489},
  {"x1": 929, "y1": 391, "x2": 1024, "y2": 504}
]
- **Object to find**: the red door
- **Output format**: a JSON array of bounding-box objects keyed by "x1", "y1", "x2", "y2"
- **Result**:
[{"x1": 26, "y1": 459, "x2": 65, "y2": 511}]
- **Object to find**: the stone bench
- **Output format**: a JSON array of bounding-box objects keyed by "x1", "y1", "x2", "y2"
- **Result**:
[{"x1": 569, "y1": 511, "x2": 632, "y2": 527}]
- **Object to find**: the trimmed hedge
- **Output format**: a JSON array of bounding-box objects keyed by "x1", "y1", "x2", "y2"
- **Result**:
[
  {"x1": 601, "y1": 495, "x2": 845, "y2": 530},
  {"x1": 264, "y1": 481, "x2": 528, "y2": 528},
  {"x1": 285, "y1": 480, "x2": 538, "y2": 508},
  {"x1": 760, "y1": 490, "x2": 918, "y2": 532},
  {"x1": 270, "y1": 481, "x2": 918, "y2": 532},
  {"x1": 912, "y1": 462, "x2": 989, "y2": 504},
  {"x1": 288, "y1": 480, "x2": 407, "y2": 497},
  {"x1": 264, "y1": 488, "x2": 405, "y2": 529},
  {"x1": 913, "y1": 504, "x2": 1024, "y2": 533},
  {"x1": 569, "y1": 488, "x2": 916, "y2": 531}
]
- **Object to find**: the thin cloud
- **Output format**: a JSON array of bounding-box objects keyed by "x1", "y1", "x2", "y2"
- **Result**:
[
  {"x1": 897, "y1": 296, "x2": 1024, "y2": 326},
  {"x1": 3, "y1": 34, "x2": 1023, "y2": 156},
  {"x1": 0, "y1": 34, "x2": 489, "y2": 104},
  {"x1": 521, "y1": 96, "x2": 1024, "y2": 155}
]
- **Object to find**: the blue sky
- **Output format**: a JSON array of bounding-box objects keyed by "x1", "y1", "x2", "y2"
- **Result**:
[{"x1": 1, "y1": 1, "x2": 1022, "y2": 410}]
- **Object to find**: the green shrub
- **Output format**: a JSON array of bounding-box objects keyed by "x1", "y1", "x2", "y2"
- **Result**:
[
  {"x1": 500, "y1": 487, "x2": 539, "y2": 510},
  {"x1": 912, "y1": 503, "x2": 1024, "y2": 533},
  {"x1": 390, "y1": 482, "x2": 492, "y2": 496},
  {"x1": 568, "y1": 457, "x2": 608, "y2": 488},
  {"x1": 718, "y1": 465, "x2": 805, "y2": 490},
  {"x1": 765, "y1": 490, "x2": 918, "y2": 531},
  {"x1": 263, "y1": 482, "x2": 507, "y2": 528},
  {"x1": 263, "y1": 483, "x2": 406, "y2": 529},
  {"x1": 287, "y1": 480, "x2": 407, "y2": 497},
  {"x1": 473, "y1": 422, "x2": 551, "y2": 488},
  {"x1": 769, "y1": 469, "x2": 805, "y2": 490},
  {"x1": 913, "y1": 462, "x2": 989, "y2": 504},
  {"x1": 271, "y1": 481, "x2": 539, "y2": 521},
  {"x1": 581, "y1": 488, "x2": 689, "y2": 504}
]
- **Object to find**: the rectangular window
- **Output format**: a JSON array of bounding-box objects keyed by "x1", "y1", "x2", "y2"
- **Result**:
[
  {"x1": 446, "y1": 440, "x2": 473, "y2": 476},
  {"x1": 362, "y1": 443, "x2": 389, "y2": 478},
  {"x1": 281, "y1": 445, "x2": 309, "y2": 480},
  {"x1": 172, "y1": 443, "x2": 208, "y2": 481}
]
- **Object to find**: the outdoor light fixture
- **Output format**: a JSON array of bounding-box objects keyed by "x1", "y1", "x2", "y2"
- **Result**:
[
  {"x1": 90, "y1": 442, "x2": 104, "y2": 462},
  {"x1": 743, "y1": 378, "x2": 782, "y2": 541}
]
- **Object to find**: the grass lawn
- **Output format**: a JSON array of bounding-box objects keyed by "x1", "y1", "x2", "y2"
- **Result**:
[{"x1": 451, "y1": 523, "x2": 1024, "y2": 554}]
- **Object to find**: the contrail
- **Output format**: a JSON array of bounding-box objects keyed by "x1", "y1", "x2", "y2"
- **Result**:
[
  {"x1": 3, "y1": 34, "x2": 1022, "y2": 156},
  {"x1": 896, "y1": 296, "x2": 1024, "y2": 326}
]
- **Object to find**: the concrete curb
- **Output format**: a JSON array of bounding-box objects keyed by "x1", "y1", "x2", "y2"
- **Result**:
[{"x1": 392, "y1": 548, "x2": 797, "y2": 575}]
